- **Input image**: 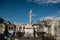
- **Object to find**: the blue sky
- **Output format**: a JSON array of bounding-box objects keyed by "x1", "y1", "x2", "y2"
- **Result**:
[{"x1": 0, "y1": 0, "x2": 60, "y2": 24}]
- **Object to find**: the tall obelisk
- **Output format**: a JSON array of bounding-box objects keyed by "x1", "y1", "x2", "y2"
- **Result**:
[
  {"x1": 29, "y1": 10, "x2": 33, "y2": 28},
  {"x1": 30, "y1": 10, "x2": 32, "y2": 25}
]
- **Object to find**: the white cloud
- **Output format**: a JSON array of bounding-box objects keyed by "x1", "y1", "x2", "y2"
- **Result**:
[
  {"x1": 27, "y1": 0, "x2": 60, "y2": 3},
  {"x1": 40, "y1": 10, "x2": 60, "y2": 21},
  {"x1": 40, "y1": 16, "x2": 54, "y2": 21},
  {"x1": 40, "y1": 16, "x2": 60, "y2": 22},
  {"x1": 46, "y1": 0, "x2": 60, "y2": 3}
]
